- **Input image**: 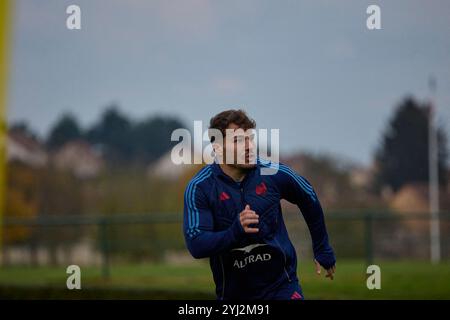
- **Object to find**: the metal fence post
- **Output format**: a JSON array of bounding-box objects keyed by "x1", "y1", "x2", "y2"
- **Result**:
[
  {"x1": 99, "y1": 218, "x2": 110, "y2": 279},
  {"x1": 364, "y1": 213, "x2": 374, "y2": 266}
]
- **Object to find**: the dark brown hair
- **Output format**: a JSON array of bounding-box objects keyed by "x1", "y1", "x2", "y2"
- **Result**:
[{"x1": 208, "y1": 109, "x2": 256, "y2": 143}]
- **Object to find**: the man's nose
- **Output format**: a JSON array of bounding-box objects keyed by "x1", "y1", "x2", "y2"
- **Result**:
[{"x1": 245, "y1": 138, "x2": 255, "y2": 151}]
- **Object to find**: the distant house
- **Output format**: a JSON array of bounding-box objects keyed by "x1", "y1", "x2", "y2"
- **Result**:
[
  {"x1": 388, "y1": 183, "x2": 438, "y2": 243},
  {"x1": 147, "y1": 151, "x2": 194, "y2": 181},
  {"x1": 7, "y1": 130, "x2": 48, "y2": 167},
  {"x1": 349, "y1": 166, "x2": 373, "y2": 189},
  {"x1": 389, "y1": 183, "x2": 430, "y2": 214},
  {"x1": 52, "y1": 140, "x2": 103, "y2": 179},
  {"x1": 390, "y1": 181, "x2": 450, "y2": 213}
]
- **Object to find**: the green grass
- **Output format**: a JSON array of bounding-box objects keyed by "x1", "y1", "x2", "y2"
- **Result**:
[
  {"x1": 299, "y1": 260, "x2": 450, "y2": 299},
  {"x1": 0, "y1": 260, "x2": 449, "y2": 299}
]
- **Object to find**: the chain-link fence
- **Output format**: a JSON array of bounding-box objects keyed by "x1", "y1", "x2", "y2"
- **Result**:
[{"x1": 1, "y1": 212, "x2": 449, "y2": 278}]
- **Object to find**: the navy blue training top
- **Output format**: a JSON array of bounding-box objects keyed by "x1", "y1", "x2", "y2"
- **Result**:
[{"x1": 183, "y1": 157, "x2": 336, "y2": 300}]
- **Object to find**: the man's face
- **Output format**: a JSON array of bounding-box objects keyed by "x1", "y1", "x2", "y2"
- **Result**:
[{"x1": 221, "y1": 123, "x2": 256, "y2": 169}]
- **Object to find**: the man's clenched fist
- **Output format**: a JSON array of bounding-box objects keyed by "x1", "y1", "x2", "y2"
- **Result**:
[{"x1": 239, "y1": 204, "x2": 259, "y2": 233}]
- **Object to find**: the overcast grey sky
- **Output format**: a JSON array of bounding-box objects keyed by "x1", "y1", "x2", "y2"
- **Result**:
[{"x1": 7, "y1": 0, "x2": 450, "y2": 165}]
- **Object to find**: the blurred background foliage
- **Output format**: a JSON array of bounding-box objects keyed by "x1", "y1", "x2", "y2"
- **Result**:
[{"x1": 3, "y1": 96, "x2": 449, "y2": 264}]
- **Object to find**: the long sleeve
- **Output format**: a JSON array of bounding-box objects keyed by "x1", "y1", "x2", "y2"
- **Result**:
[
  {"x1": 183, "y1": 182, "x2": 245, "y2": 259},
  {"x1": 273, "y1": 163, "x2": 336, "y2": 269}
]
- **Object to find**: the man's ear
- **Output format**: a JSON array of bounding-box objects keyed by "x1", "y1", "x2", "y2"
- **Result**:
[
  {"x1": 212, "y1": 143, "x2": 224, "y2": 164},
  {"x1": 212, "y1": 142, "x2": 223, "y2": 155}
]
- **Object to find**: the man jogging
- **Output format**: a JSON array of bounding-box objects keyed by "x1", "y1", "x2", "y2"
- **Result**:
[{"x1": 183, "y1": 109, "x2": 336, "y2": 300}]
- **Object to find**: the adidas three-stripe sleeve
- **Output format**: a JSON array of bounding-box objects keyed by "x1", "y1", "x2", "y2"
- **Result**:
[
  {"x1": 183, "y1": 175, "x2": 245, "y2": 259},
  {"x1": 273, "y1": 164, "x2": 336, "y2": 270}
]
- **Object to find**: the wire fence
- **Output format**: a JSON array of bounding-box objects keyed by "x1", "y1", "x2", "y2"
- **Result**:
[{"x1": 1, "y1": 211, "x2": 449, "y2": 278}]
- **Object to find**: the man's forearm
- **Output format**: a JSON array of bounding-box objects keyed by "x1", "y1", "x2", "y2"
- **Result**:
[
  {"x1": 302, "y1": 202, "x2": 336, "y2": 269},
  {"x1": 186, "y1": 218, "x2": 244, "y2": 259}
]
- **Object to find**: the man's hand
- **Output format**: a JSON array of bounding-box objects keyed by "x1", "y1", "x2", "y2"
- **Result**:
[
  {"x1": 239, "y1": 204, "x2": 259, "y2": 233},
  {"x1": 314, "y1": 259, "x2": 336, "y2": 280}
]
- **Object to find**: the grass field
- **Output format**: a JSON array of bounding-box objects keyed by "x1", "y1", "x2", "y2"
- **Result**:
[{"x1": 0, "y1": 260, "x2": 449, "y2": 299}]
